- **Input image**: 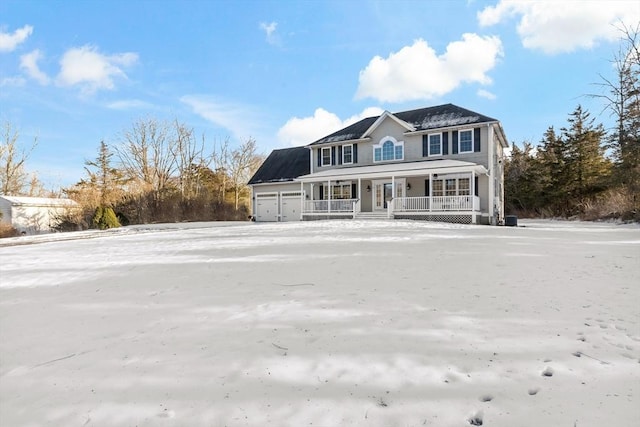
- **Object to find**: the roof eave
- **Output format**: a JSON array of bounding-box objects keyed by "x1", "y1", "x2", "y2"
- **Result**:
[{"x1": 308, "y1": 137, "x2": 372, "y2": 147}]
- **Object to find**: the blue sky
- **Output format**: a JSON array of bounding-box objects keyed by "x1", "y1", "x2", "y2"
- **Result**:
[{"x1": 1, "y1": 0, "x2": 639, "y2": 190}]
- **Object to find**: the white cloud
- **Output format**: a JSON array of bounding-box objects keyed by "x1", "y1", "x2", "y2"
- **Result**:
[
  {"x1": 181, "y1": 95, "x2": 265, "y2": 142},
  {"x1": 477, "y1": 89, "x2": 496, "y2": 100},
  {"x1": 0, "y1": 25, "x2": 33, "y2": 52},
  {"x1": 56, "y1": 45, "x2": 138, "y2": 94},
  {"x1": 20, "y1": 49, "x2": 50, "y2": 85},
  {"x1": 0, "y1": 76, "x2": 26, "y2": 87},
  {"x1": 355, "y1": 35, "x2": 503, "y2": 103},
  {"x1": 277, "y1": 107, "x2": 384, "y2": 146},
  {"x1": 259, "y1": 21, "x2": 280, "y2": 46},
  {"x1": 106, "y1": 99, "x2": 156, "y2": 110},
  {"x1": 478, "y1": 0, "x2": 640, "y2": 54}
]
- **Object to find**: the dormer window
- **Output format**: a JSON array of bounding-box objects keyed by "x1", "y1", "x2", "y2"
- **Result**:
[{"x1": 373, "y1": 137, "x2": 404, "y2": 162}]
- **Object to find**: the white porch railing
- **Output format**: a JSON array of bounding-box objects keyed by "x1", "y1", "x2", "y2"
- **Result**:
[
  {"x1": 303, "y1": 198, "x2": 359, "y2": 214},
  {"x1": 392, "y1": 195, "x2": 480, "y2": 212}
]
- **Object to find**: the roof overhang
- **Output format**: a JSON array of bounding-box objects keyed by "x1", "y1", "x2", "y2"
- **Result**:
[{"x1": 296, "y1": 160, "x2": 487, "y2": 183}]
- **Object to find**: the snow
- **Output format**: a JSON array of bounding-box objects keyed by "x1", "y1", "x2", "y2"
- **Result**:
[
  {"x1": 415, "y1": 113, "x2": 481, "y2": 130},
  {"x1": 0, "y1": 219, "x2": 639, "y2": 426}
]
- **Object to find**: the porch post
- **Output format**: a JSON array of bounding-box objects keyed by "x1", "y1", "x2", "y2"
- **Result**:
[
  {"x1": 300, "y1": 180, "x2": 304, "y2": 220},
  {"x1": 327, "y1": 179, "x2": 331, "y2": 214},
  {"x1": 358, "y1": 178, "x2": 361, "y2": 201},
  {"x1": 429, "y1": 173, "x2": 433, "y2": 212},
  {"x1": 391, "y1": 175, "x2": 395, "y2": 198},
  {"x1": 470, "y1": 172, "x2": 475, "y2": 209}
]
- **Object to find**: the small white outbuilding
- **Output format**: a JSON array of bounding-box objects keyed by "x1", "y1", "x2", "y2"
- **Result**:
[{"x1": 0, "y1": 195, "x2": 78, "y2": 234}]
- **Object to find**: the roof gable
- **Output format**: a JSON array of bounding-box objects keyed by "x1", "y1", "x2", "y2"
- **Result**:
[
  {"x1": 362, "y1": 111, "x2": 415, "y2": 138},
  {"x1": 248, "y1": 146, "x2": 310, "y2": 185}
]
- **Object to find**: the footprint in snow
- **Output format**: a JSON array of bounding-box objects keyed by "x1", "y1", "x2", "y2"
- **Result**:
[
  {"x1": 479, "y1": 394, "x2": 493, "y2": 402},
  {"x1": 528, "y1": 387, "x2": 540, "y2": 395},
  {"x1": 541, "y1": 367, "x2": 554, "y2": 377},
  {"x1": 468, "y1": 410, "x2": 484, "y2": 426}
]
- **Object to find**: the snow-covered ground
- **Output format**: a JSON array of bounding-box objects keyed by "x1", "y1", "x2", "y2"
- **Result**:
[{"x1": 0, "y1": 219, "x2": 638, "y2": 427}]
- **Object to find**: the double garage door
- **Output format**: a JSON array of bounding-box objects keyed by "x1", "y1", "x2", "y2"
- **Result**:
[{"x1": 255, "y1": 191, "x2": 303, "y2": 222}]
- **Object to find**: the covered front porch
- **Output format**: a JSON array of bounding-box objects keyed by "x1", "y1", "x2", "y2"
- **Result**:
[{"x1": 296, "y1": 160, "x2": 488, "y2": 224}]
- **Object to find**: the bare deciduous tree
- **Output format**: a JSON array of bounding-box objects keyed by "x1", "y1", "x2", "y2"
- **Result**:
[
  {"x1": 115, "y1": 118, "x2": 178, "y2": 200},
  {"x1": 211, "y1": 137, "x2": 231, "y2": 203},
  {"x1": 228, "y1": 138, "x2": 263, "y2": 211},
  {"x1": 0, "y1": 121, "x2": 38, "y2": 195},
  {"x1": 171, "y1": 120, "x2": 211, "y2": 200},
  {"x1": 591, "y1": 22, "x2": 640, "y2": 199}
]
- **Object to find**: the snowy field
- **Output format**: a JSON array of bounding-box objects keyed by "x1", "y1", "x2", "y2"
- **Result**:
[{"x1": 0, "y1": 219, "x2": 638, "y2": 427}]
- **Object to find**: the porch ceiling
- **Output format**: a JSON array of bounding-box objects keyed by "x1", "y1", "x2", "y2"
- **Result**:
[{"x1": 296, "y1": 159, "x2": 487, "y2": 182}]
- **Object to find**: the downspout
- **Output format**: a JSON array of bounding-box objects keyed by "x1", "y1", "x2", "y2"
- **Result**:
[{"x1": 487, "y1": 123, "x2": 495, "y2": 225}]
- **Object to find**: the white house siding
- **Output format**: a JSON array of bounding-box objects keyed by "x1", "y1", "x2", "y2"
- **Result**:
[{"x1": 0, "y1": 196, "x2": 77, "y2": 234}]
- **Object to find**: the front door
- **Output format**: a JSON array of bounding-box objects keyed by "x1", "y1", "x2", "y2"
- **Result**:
[
  {"x1": 373, "y1": 182, "x2": 394, "y2": 210},
  {"x1": 373, "y1": 179, "x2": 405, "y2": 211}
]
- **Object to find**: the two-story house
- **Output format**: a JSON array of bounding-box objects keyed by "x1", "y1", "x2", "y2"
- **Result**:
[{"x1": 248, "y1": 104, "x2": 508, "y2": 225}]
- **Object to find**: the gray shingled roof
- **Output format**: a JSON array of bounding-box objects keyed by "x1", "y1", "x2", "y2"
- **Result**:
[
  {"x1": 248, "y1": 146, "x2": 310, "y2": 185},
  {"x1": 310, "y1": 103, "x2": 497, "y2": 146}
]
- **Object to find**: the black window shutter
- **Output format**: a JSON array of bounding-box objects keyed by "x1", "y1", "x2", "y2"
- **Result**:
[
  {"x1": 317, "y1": 148, "x2": 321, "y2": 167},
  {"x1": 351, "y1": 183, "x2": 356, "y2": 198},
  {"x1": 424, "y1": 179, "x2": 430, "y2": 196},
  {"x1": 422, "y1": 135, "x2": 428, "y2": 157},
  {"x1": 338, "y1": 146, "x2": 342, "y2": 165},
  {"x1": 319, "y1": 185, "x2": 324, "y2": 200},
  {"x1": 331, "y1": 146, "x2": 336, "y2": 165},
  {"x1": 443, "y1": 132, "x2": 449, "y2": 155},
  {"x1": 474, "y1": 128, "x2": 481, "y2": 152},
  {"x1": 474, "y1": 176, "x2": 479, "y2": 196},
  {"x1": 452, "y1": 131, "x2": 459, "y2": 154},
  {"x1": 353, "y1": 144, "x2": 358, "y2": 163}
]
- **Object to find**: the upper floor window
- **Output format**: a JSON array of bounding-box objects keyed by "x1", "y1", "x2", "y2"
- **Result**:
[
  {"x1": 342, "y1": 144, "x2": 353, "y2": 164},
  {"x1": 429, "y1": 134, "x2": 442, "y2": 156},
  {"x1": 459, "y1": 130, "x2": 473, "y2": 153},
  {"x1": 373, "y1": 137, "x2": 404, "y2": 162},
  {"x1": 321, "y1": 147, "x2": 331, "y2": 166}
]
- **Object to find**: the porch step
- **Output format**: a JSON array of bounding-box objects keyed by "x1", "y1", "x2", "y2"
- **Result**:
[{"x1": 355, "y1": 212, "x2": 391, "y2": 220}]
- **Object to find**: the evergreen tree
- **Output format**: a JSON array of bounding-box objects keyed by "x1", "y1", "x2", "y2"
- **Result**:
[
  {"x1": 84, "y1": 141, "x2": 126, "y2": 208},
  {"x1": 561, "y1": 106, "x2": 610, "y2": 203},
  {"x1": 91, "y1": 206, "x2": 120, "y2": 229},
  {"x1": 537, "y1": 126, "x2": 570, "y2": 215},
  {"x1": 504, "y1": 142, "x2": 545, "y2": 214}
]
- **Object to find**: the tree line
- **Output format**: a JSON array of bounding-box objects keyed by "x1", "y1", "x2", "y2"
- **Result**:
[
  {"x1": 1, "y1": 117, "x2": 264, "y2": 231},
  {"x1": 504, "y1": 24, "x2": 639, "y2": 221}
]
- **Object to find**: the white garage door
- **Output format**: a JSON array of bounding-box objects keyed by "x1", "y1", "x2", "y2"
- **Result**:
[
  {"x1": 255, "y1": 193, "x2": 278, "y2": 222},
  {"x1": 281, "y1": 191, "x2": 303, "y2": 222}
]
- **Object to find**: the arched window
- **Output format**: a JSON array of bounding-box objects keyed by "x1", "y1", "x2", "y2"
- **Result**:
[
  {"x1": 373, "y1": 137, "x2": 404, "y2": 162},
  {"x1": 382, "y1": 141, "x2": 395, "y2": 160}
]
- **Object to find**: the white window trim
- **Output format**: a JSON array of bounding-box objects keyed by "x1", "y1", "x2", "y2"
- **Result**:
[
  {"x1": 342, "y1": 144, "x2": 353, "y2": 165},
  {"x1": 428, "y1": 133, "x2": 442, "y2": 157},
  {"x1": 373, "y1": 136, "x2": 404, "y2": 163},
  {"x1": 458, "y1": 129, "x2": 473, "y2": 154},
  {"x1": 321, "y1": 147, "x2": 332, "y2": 166}
]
